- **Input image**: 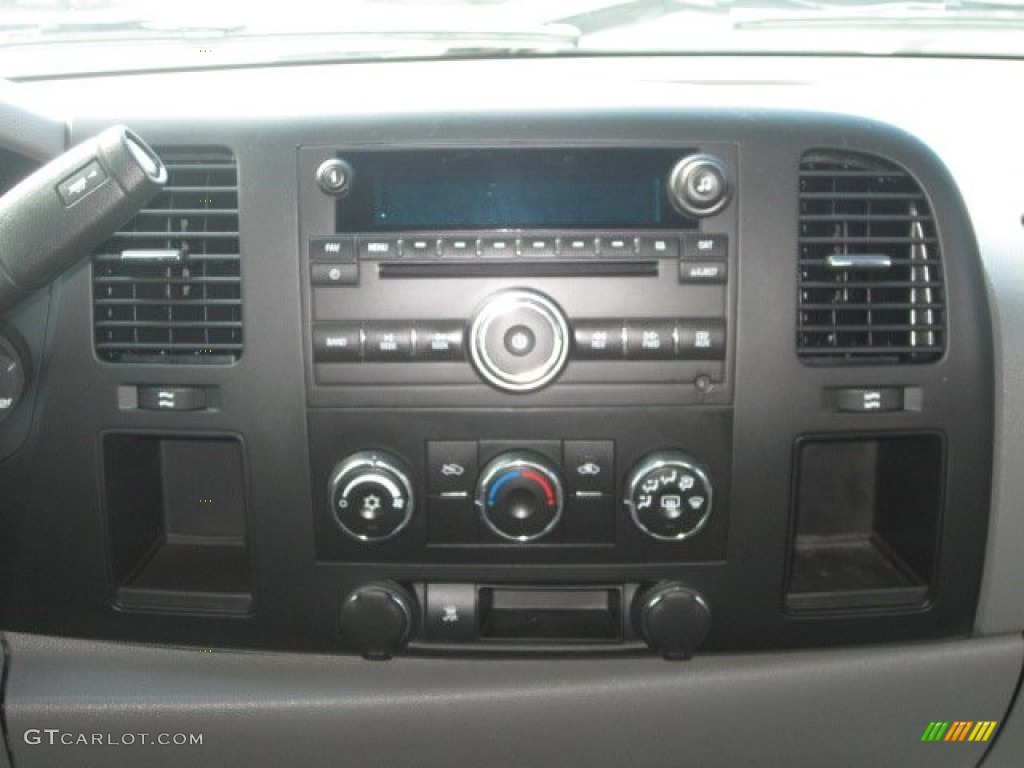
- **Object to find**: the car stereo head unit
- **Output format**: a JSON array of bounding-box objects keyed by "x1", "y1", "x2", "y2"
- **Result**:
[{"x1": 297, "y1": 143, "x2": 738, "y2": 407}]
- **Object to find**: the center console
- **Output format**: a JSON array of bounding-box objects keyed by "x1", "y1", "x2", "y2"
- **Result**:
[{"x1": 290, "y1": 130, "x2": 992, "y2": 659}]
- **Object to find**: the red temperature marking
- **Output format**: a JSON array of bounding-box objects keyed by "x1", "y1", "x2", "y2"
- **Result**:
[{"x1": 521, "y1": 469, "x2": 556, "y2": 506}]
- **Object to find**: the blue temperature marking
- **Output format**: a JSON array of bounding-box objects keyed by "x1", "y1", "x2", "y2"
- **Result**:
[{"x1": 487, "y1": 470, "x2": 519, "y2": 507}]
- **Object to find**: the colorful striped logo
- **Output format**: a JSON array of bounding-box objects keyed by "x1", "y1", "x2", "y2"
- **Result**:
[{"x1": 921, "y1": 721, "x2": 998, "y2": 743}]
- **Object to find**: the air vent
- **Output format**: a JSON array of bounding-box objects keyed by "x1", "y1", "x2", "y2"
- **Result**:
[
  {"x1": 798, "y1": 151, "x2": 944, "y2": 364},
  {"x1": 93, "y1": 148, "x2": 241, "y2": 363}
]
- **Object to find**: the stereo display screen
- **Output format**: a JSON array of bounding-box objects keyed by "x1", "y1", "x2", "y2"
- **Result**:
[{"x1": 335, "y1": 148, "x2": 697, "y2": 232}]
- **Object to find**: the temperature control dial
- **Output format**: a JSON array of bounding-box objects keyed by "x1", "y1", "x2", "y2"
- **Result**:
[
  {"x1": 475, "y1": 451, "x2": 564, "y2": 541},
  {"x1": 624, "y1": 451, "x2": 713, "y2": 541},
  {"x1": 329, "y1": 451, "x2": 415, "y2": 542}
]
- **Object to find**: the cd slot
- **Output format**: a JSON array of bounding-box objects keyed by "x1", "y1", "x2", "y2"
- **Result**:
[{"x1": 378, "y1": 260, "x2": 659, "y2": 279}]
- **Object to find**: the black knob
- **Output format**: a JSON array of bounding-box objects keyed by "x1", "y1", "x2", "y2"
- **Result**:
[
  {"x1": 624, "y1": 451, "x2": 713, "y2": 541},
  {"x1": 668, "y1": 154, "x2": 731, "y2": 217},
  {"x1": 476, "y1": 451, "x2": 564, "y2": 541},
  {"x1": 328, "y1": 451, "x2": 415, "y2": 542},
  {"x1": 634, "y1": 582, "x2": 711, "y2": 660},
  {"x1": 340, "y1": 581, "x2": 418, "y2": 659},
  {"x1": 316, "y1": 158, "x2": 354, "y2": 197}
]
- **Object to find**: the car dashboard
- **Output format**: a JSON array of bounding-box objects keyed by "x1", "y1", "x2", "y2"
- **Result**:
[{"x1": 1, "y1": 55, "x2": 1024, "y2": 767}]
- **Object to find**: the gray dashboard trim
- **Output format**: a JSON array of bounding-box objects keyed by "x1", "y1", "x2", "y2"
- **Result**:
[
  {"x1": 0, "y1": 82, "x2": 63, "y2": 161},
  {"x1": 983, "y1": 653, "x2": 1024, "y2": 767},
  {"x1": 0, "y1": 635, "x2": 9, "y2": 768},
  {"x1": 3, "y1": 631, "x2": 1022, "y2": 768}
]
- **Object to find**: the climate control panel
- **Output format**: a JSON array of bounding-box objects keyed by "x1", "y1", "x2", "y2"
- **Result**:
[{"x1": 323, "y1": 440, "x2": 720, "y2": 554}]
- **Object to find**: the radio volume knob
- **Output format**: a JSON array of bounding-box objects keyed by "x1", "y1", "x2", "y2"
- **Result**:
[
  {"x1": 469, "y1": 290, "x2": 570, "y2": 393},
  {"x1": 476, "y1": 451, "x2": 565, "y2": 541},
  {"x1": 329, "y1": 451, "x2": 415, "y2": 542},
  {"x1": 668, "y1": 154, "x2": 731, "y2": 217},
  {"x1": 624, "y1": 451, "x2": 713, "y2": 541}
]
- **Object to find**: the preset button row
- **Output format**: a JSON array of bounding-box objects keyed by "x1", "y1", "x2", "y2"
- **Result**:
[
  {"x1": 574, "y1": 318, "x2": 726, "y2": 360},
  {"x1": 313, "y1": 322, "x2": 464, "y2": 362}
]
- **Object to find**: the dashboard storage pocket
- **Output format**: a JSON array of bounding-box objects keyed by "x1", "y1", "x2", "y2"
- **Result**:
[
  {"x1": 103, "y1": 434, "x2": 253, "y2": 615},
  {"x1": 786, "y1": 435, "x2": 943, "y2": 613}
]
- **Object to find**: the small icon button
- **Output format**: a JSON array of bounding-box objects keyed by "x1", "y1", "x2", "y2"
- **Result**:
[
  {"x1": 835, "y1": 387, "x2": 905, "y2": 413},
  {"x1": 363, "y1": 325, "x2": 413, "y2": 360},
  {"x1": 428, "y1": 441, "x2": 478, "y2": 495},
  {"x1": 625, "y1": 321, "x2": 676, "y2": 360},
  {"x1": 311, "y1": 263, "x2": 358, "y2": 285},
  {"x1": 425, "y1": 583, "x2": 476, "y2": 642},
  {"x1": 564, "y1": 440, "x2": 614, "y2": 495},
  {"x1": 504, "y1": 325, "x2": 536, "y2": 357},
  {"x1": 573, "y1": 321, "x2": 624, "y2": 360}
]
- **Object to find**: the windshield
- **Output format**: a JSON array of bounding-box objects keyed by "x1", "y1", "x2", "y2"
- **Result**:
[{"x1": 0, "y1": 0, "x2": 1022, "y2": 78}]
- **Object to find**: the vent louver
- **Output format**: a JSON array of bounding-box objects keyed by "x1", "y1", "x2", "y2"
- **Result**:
[
  {"x1": 798, "y1": 151, "x2": 944, "y2": 364},
  {"x1": 93, "y1": 148, "x2": 241, "y2": 363}
]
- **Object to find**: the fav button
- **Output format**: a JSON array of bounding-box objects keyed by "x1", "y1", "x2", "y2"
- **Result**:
[{"x1": 309, "y1": 236, "x2": 356, "y2": 261}]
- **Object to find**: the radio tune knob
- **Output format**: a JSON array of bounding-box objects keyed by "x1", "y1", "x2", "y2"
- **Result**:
[
  {"x1": 469, "y1": 290, "x2": 570, "y2": 393},
  {"x1": 476, "y1": 451, "x2": 564, "y2": 542},
  {"x1": 329, "y1": 451, "x2": 415, "y2": 542},
  {"x1": 668, "y1": 154, "x2": 731, "y2": 217},
  {"x1": 624, "y1": 451, "x2": 713, "y2": 541}
]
